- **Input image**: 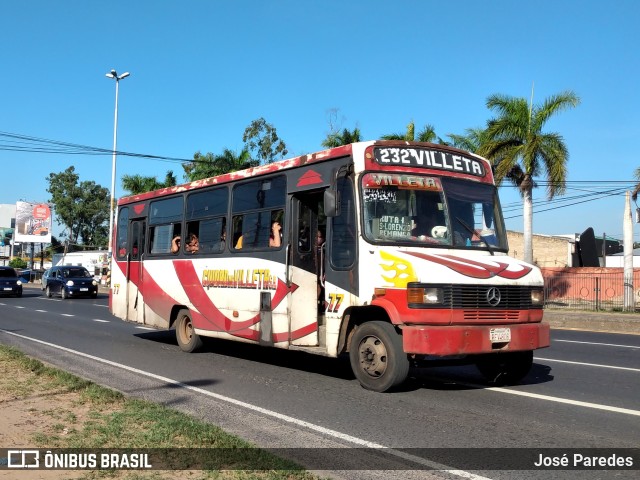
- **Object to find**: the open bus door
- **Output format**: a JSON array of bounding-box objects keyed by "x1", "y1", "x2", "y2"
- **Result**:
[
  {"x1": 288, "y1": 193, "x2": 323, "y2": 346},
  {"x1": 126, "y1": 219, "x2": 146, "y2": 324}
]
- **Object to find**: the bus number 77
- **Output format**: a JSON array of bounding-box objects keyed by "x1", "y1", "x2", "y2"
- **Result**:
[{"x1": 326, "y1": 293, "x2": 344, "y2": 313}]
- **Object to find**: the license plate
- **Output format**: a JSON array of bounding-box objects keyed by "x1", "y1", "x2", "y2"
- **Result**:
[
  {"x1": 3, "y1": 287, "x2": 11, "y2": 291},
  {"x1": 490, "y1": 327, "x2": 511, "y2": 343},
  {"x1": 80, "y1": 288, "x2": 88, "y2": 292}
]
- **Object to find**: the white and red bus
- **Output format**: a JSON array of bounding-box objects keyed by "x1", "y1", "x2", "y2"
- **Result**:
[{"x1": 110, "y1": 141, "x2": 549, "y2": 392}]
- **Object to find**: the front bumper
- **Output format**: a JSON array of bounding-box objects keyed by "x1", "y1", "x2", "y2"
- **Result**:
[
  {"x1": 0, "y1": 286, "x2": 22, "y2": 295},
  {"x1": 65, "y1": 286, "x2": 98, "y2": 297},
  {"x1": 402, "y1": 322, "x2": 550, "y2": 356}
]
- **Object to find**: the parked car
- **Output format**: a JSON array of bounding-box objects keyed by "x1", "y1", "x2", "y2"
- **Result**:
[
  {"x1": 44, "y1": 266, "x2": 98, "y2": 299},
  {"x1": 0, "y1": 266, "x2": 23, "y2": 297}
]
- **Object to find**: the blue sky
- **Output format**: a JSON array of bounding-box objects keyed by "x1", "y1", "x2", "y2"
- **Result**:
[{"x1": 1, "y1": 0, "x2": 638, "y2": 241}]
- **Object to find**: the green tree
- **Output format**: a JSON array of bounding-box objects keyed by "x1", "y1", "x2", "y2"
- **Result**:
[
  {"x1": 121, "y1": 170, "x2": 177, "y2": 195},
  {"x1": 9, "y1": 257, "x2": 28, "y2": 269},
  {"x1": 182, "y1": 148, "x2": 257, "y2": 182},
  {"x1": 46, "y1": 166, "x2": 110, "y2": 248},
  {"x1": 381, "y1": 121, "x2": 440, "y2": 143},
  {"x1": 478, "y1": 90, "x2": 580, "y2": 264},
  {"x1": 321, "y1": 127, "x2": 362, "y2": 148},
  {"x1": 242, "y1": 118, "x2": 288, "y2": 164},
  {"x1": 447, "y1": 127, "x2": 491, "y2": 153}
]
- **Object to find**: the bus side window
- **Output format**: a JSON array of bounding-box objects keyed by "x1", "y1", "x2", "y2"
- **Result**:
[
  {"x1": 150, "y1": 223, "x2": 180, "y2": 254},
  {"x1": 192, "y1": 218, "x2": 225, "y2": 253},
  {"x1": 116, "y1": 207, "x2": 129, "y2": 259},
  {"x1": 331, "y1": 177, "x2": 356, "y2": 269}
]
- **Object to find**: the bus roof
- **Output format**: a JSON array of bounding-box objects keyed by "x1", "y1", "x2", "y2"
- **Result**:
[{"x1": 117, "y1": 140, "x2": 491, "y2": 205}]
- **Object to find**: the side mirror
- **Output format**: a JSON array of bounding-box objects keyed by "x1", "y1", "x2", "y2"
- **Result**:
[{"x1": 324, "y1": 189, "x2": 340, "y2": 217}]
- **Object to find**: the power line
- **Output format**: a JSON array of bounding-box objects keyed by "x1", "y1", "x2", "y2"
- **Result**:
[
  {"x1": 0, "y1": 131, "x2": 194, "y2": 164},
  {"x1": 501, "y1": 187, "x2": 630, "y2": 213},
  {"x1": 2, "y1": 130, "x2": 639, "y2": 221}
]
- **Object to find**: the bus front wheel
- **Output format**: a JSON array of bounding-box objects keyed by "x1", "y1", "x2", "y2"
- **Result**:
[
  {"x1": 349, "y1": 321, "x2": 410, "y2": 392},
  {"x1": 475, "y1": 350, "x2": 533, "y2": 385},
  {"x1": 175, "y1": 309, "x2": 203, "y2": 353}
]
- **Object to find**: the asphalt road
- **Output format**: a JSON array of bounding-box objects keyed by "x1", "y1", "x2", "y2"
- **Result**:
[{"x1": 1, "y1": 287, "x2": 638, "y2": 480}]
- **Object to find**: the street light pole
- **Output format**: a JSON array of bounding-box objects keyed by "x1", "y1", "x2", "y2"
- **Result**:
[{"x1": 105, "y1": 69, "x2": 130, "y2": 257}]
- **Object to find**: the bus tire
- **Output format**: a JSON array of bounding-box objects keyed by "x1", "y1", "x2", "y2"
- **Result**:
[
  {"x1": 349, "y1": 321, "x2": 409, "y2": 392},
  {"x1": 475, "y1": 350, "x2": 533, "y2": 385},
  {"x1": 175, "y1": 309, "x2": 203, "y2": 353}
]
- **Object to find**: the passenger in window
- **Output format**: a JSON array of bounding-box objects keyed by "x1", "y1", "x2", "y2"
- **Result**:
[
  {"x1": 220, "y1": 229, "x2": 226, "y2": 250},
  {"x1": 171, "y1": 236, "x2": 181, "y2": 253},
  {"x1": 299, "y1": 225, "x2": 310, "y2": 251},
  {"x1": 185, "y1": 233, "x2": 199, "y2": 253},
  {"x1": 269, "y1": 221, "x2": 282, "y2": 247}
]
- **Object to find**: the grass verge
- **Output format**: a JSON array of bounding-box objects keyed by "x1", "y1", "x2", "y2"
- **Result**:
[{"x1": 0, "y1": 344, "x2": 322, "y2": 480}]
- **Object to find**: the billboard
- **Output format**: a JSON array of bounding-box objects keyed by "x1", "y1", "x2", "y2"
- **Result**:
[{"x1": 14, "y1": 201, "x2": 52, "y2": 243}]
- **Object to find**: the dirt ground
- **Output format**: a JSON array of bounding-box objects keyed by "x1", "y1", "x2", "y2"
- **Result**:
[{"x1": 0, "y1": 363, "x2": 87, "y2": 479}]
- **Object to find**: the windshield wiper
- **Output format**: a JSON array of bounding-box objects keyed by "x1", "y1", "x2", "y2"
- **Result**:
[{"x1": 455, "y1": 217, "x2": 494, "y2": 255}]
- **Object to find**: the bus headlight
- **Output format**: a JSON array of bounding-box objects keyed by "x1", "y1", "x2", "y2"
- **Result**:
[
  {"x1": 407, "y1": 287, "x2": 444, "y2": 305},
  {"x1": 531, "y1": 287, "x2": 544, "y2": 306}
]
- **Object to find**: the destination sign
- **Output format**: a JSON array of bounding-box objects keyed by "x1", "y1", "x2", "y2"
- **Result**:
[{"x1": 374, "y1": 147, "x2": 485, "y2": 177}]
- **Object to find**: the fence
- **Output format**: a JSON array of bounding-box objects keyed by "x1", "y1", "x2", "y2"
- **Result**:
[{"x1": 542, "y1": 267, "x2": 639, "y2": 311}]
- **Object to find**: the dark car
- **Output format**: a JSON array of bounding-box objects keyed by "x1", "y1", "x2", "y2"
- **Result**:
[
  {"x1": 0, "y1": 266, "x2": 23, "y2": 297},
  {"x1": 40, "y1": 268, "x2": 51, "y2": 291},
  {"x1": 44, "y1": 266, "x2": 98, "y2": 299}
]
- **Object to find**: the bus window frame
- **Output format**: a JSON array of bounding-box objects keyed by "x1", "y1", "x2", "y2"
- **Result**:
[
  {"x1": 231, "y1": 175, "x2": 286, "y2": 252},
  {"x1": 185, "y1": 186, "x2": 230, "y2": 255}
]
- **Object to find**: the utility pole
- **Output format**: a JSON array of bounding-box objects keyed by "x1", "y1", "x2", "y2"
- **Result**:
[{"x1": 623, "y1": 192, "x2": 634, "y2": 311}]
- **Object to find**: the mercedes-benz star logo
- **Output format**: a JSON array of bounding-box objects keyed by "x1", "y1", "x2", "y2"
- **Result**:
[{"x1": 486, "y1": 287, "x2": 501, "y2": 307}]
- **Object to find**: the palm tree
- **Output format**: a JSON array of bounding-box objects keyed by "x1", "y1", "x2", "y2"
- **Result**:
[
  {"x1": 632, "y1": 168, "x2": 640, "y2": 201},
  {"x1": 182, "y1": 148, "x2": 257, "y2": 182},
  {"x1": 215, "y1": 148, "x2": 257, "y2": 174},
  {"x1": 121, "y1": 170, "x2": 177, "y2": 195},
  {"x1": 478, "y1": 91, "x2": 580, "y2": 264},
  {"x1": 381, "y1": 121, "x2": 439, "y2": 143},
  {"x1": 447, "y1": 127, "x2": 491, "y2": 153},
  {"x1": 322, "y1": 127, "x2": 362, "y2": 148}
]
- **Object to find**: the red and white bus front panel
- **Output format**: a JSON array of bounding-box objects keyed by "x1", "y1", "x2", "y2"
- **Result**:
[{"x1": 356, "y1": 247, "x2": 549, "y2": 356}]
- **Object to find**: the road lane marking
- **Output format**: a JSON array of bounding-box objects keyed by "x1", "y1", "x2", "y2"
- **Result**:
[
  {"x1": 535, "y1": 357, "x2": 640, "y2": 372},
  {"x1": 554, "y1": 339, "x2": 640, "y2": 349},
  {"x1": 0, "y1": 330, "x2": 491, "y2": 480},
  {"x1": 136, "y1": 327, "x2": 155, "y2": 331},
  {"x1": 93, "y1": 319, "x2": 109, "y2": 323},
  {"x1": 35, "y1": 310, "x2": 47, "y2": 313},
  {"x1": 60, "y1": 314, "x2": 74, "y2": 317},
  {"x1": 14, "y1": 306, "x2": 25, "y2": 309},
  {"x1": 483, "y1": 386, "x2": 640, "y2": 416}
]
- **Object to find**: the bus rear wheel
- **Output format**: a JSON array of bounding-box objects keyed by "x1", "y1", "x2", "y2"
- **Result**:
[
  {"x1": 175, "y1": 309, "x2": 203, "y2": 353},
  {"x1": 475, "y1": 350, "x2": 533, "y2": 385},
  {"x1": 349, "y1": 321, "x2": 410, "y2": 392}
]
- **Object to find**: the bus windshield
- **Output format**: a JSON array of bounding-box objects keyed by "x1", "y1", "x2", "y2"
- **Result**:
[{"x1": 361, "y1": 173, "x2": 508, "y2": 251}]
